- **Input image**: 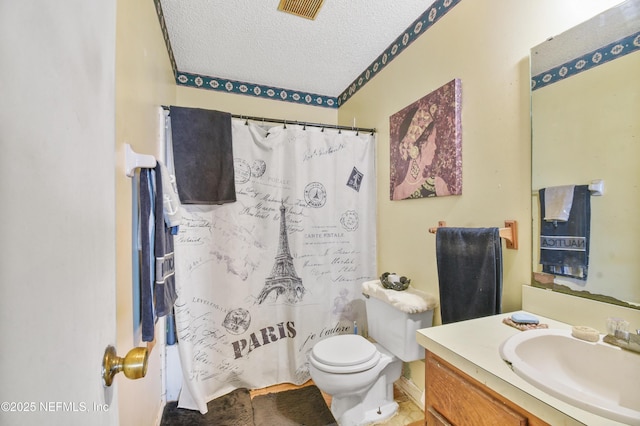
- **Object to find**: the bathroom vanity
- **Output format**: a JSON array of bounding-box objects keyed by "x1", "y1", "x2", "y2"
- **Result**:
[
  {"x1": 416, "y1": 286, "x2": 640, "y2": 426},
  {"x1": 425, "y1": 351, "x2": 546, "y2": 425}
]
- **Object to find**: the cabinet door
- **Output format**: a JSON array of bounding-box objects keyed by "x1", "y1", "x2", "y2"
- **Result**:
[
  {"x1": 426, "y1": 352, "x2": 528, "y2": 426},
  {"x1": 426, "y1": 406, "x2": 452, "y2": 426}
]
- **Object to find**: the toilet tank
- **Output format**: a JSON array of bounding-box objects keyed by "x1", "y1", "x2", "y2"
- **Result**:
[{"x1": 363, "y1": 283, "x2": 435, "y2": 363}]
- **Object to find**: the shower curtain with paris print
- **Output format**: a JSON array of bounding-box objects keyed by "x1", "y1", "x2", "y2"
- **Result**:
[{"x1": 171, "y1": 118, "x2": 377, "y2": 413}]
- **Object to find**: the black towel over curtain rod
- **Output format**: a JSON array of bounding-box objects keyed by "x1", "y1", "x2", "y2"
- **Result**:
[{"x1": 161, "y1": 105, "x2": 376, "y2": 135}]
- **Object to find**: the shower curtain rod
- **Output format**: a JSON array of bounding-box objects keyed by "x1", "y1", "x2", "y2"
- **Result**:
[
  {"x1": 232, "y1": 114, "x2": 376, "y2": 134},
  {"x1": 161, "y1": 105, "x2": 376, "y2": 134}
]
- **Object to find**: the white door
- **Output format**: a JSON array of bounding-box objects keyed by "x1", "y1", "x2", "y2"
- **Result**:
[{"x1": 0, "y1": 1, "x2": 119, "y2": 425}]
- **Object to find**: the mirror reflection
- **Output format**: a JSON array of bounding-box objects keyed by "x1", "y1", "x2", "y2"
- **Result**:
[{"x1": 530, "y1": 0, "x2": 640, "y2": 307}]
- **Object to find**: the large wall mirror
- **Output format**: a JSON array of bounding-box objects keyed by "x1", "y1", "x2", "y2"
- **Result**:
[{"x1": 531, "y1": 0, "x2": 640, "y2": 308}]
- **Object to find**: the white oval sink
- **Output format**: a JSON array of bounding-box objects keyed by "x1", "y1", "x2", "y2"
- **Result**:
[{"x1": 499, "y1": 328, "x2": 640, "y2": 425}]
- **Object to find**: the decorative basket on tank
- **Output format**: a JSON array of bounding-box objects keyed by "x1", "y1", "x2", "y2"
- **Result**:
[{"x1": 379, "y1": 272, "x2": 411, "y2": 291}]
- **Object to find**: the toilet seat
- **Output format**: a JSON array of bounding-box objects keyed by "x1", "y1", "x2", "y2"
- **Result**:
[{"x1": 310, "y1": 334, "x2": 381, "y2": 374}]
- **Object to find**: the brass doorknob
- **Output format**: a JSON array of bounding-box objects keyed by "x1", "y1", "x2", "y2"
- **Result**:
[{"x1": 102, "y1": 345, "x2": 148, "y2": 387}]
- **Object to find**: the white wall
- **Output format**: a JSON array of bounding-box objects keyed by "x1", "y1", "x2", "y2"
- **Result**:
[
  {"x1": 0, "y1": 1, "x2": 119, "y2": 425},
  {"x1": 115, "y1": 0, "x2": 178, "y2": 425}
]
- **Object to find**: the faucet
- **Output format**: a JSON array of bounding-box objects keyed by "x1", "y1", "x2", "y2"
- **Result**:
[{"x1": 603, "y1": 328, "x2": 640, "y2": 354}]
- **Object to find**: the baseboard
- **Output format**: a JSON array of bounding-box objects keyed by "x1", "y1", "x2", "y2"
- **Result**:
[
  {"x1": 154, "y1": 400, "x2": 166, "y2": 426},
  {"x1": 396, "y1": 376, "x2": 424, "y2": 410}
]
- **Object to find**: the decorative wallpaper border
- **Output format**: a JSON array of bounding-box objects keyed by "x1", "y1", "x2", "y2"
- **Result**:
[
  {"x1": 337, "y1": 0, "x2": 462, "y2": 107},
  {"x1": 153, "y1": 0, "x2": 461, "y2": 108},
  {"x1": 153, "y1": 0, "x2": 178, "y2": 78},
  {"x1": 175, "y1": 72, "x2": 338, "y2": 107},
  {"x1": 532, "y1": 32, "x2": 640, "y2": 91}
]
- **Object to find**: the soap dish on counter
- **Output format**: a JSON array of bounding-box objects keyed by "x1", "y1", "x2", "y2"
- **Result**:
[{"x1": 503, "y1": 314, "x2": 549, "y2": 331}]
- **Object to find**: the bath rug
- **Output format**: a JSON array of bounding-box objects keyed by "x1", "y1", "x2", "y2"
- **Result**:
[
  {"x1": 160, "y1": 388, "x2": 254, "y2": 426},
  {"x1": 252, "y1": 385, "x2": 337, "y2": 426}
]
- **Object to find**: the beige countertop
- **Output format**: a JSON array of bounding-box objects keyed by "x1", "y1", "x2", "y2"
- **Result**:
[{"x1": 416, "y1": 311, "x2": 630, "y2": 426}]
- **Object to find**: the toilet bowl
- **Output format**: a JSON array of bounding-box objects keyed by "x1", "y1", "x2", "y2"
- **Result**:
[
  {"x1": 308, "y1": 334, "x2": 402, "y2": 426},
  {"x1": 308, "y1": 280, "x2": 436, "y2": 426}
]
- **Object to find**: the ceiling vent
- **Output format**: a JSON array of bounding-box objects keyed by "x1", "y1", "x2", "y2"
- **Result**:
[{"x1": 278, "y1": 0, "x2": 325, "y2": 20}]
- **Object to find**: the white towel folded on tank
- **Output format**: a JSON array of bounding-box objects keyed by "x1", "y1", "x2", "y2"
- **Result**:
[{"x1": 362, "y1": 280, "x2": 438, "y2": 314}]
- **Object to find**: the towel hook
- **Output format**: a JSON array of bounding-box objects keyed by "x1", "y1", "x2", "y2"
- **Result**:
[{"x1": 124, "y1": 144, "x2": 156, "y2": 178}]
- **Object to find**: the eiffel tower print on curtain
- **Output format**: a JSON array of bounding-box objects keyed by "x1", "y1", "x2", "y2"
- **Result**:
[{"x1": 257, "y1": 202, "x2": 305, "y2": 304}]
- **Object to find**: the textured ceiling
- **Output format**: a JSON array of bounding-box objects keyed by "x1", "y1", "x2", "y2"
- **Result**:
[{"x1": 159, "y1": 0, "x2": 437, "y2": 101}]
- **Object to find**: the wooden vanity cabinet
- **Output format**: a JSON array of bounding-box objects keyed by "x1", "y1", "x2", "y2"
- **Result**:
[{"x1": 424, "y1": 351, "x2": 549, "y2": 426}]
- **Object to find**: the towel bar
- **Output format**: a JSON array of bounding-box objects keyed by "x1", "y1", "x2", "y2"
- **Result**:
[
  {"x1": 124, "y1": 143, "x2": 157, "y2": 177},
  {"x1": 428, "y1": 220, "x2": 518, "y2": 250},
  {"x1": 532, "y1": 180, "x2": 604, "y2": 196}
]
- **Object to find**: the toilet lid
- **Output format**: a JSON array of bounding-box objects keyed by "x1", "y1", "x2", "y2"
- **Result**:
[{"x1": 312, "y1": 334, "x2": 377, "y2": 367}]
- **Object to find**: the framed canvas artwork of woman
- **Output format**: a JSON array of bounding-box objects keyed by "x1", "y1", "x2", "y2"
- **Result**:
[{"x1": 390, "y1": 78, "x2": 462, "y2": 200}]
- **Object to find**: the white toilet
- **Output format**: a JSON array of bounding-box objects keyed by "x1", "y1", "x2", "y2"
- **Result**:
[{"x1": 308, "y1": 280, "x2": 435, "y2": 426}]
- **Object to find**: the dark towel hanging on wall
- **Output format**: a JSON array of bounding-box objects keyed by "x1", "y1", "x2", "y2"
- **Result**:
[
  {"x1": 139, "y1": 167, "x2": 179, "y2": 342},
  {"x1": 139, "y1": 169, "x2": 156, "y2": 341},
  {"x1": 169, "y1": 106, "x2": 236, "y2": 204},
  {"x1": 539, "y1": 184, "x2": 591, "y2": 280},
  {"x1": 436, "y1": 227, "x2": 503, "y2": 324},
  {"x1": 154, "y1": 164, "x2": 177, "y2": 318}
]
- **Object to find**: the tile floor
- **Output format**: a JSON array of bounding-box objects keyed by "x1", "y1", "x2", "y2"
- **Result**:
[{"x1": 250, "y1": 380, "x2": 424, "y2": 426}]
